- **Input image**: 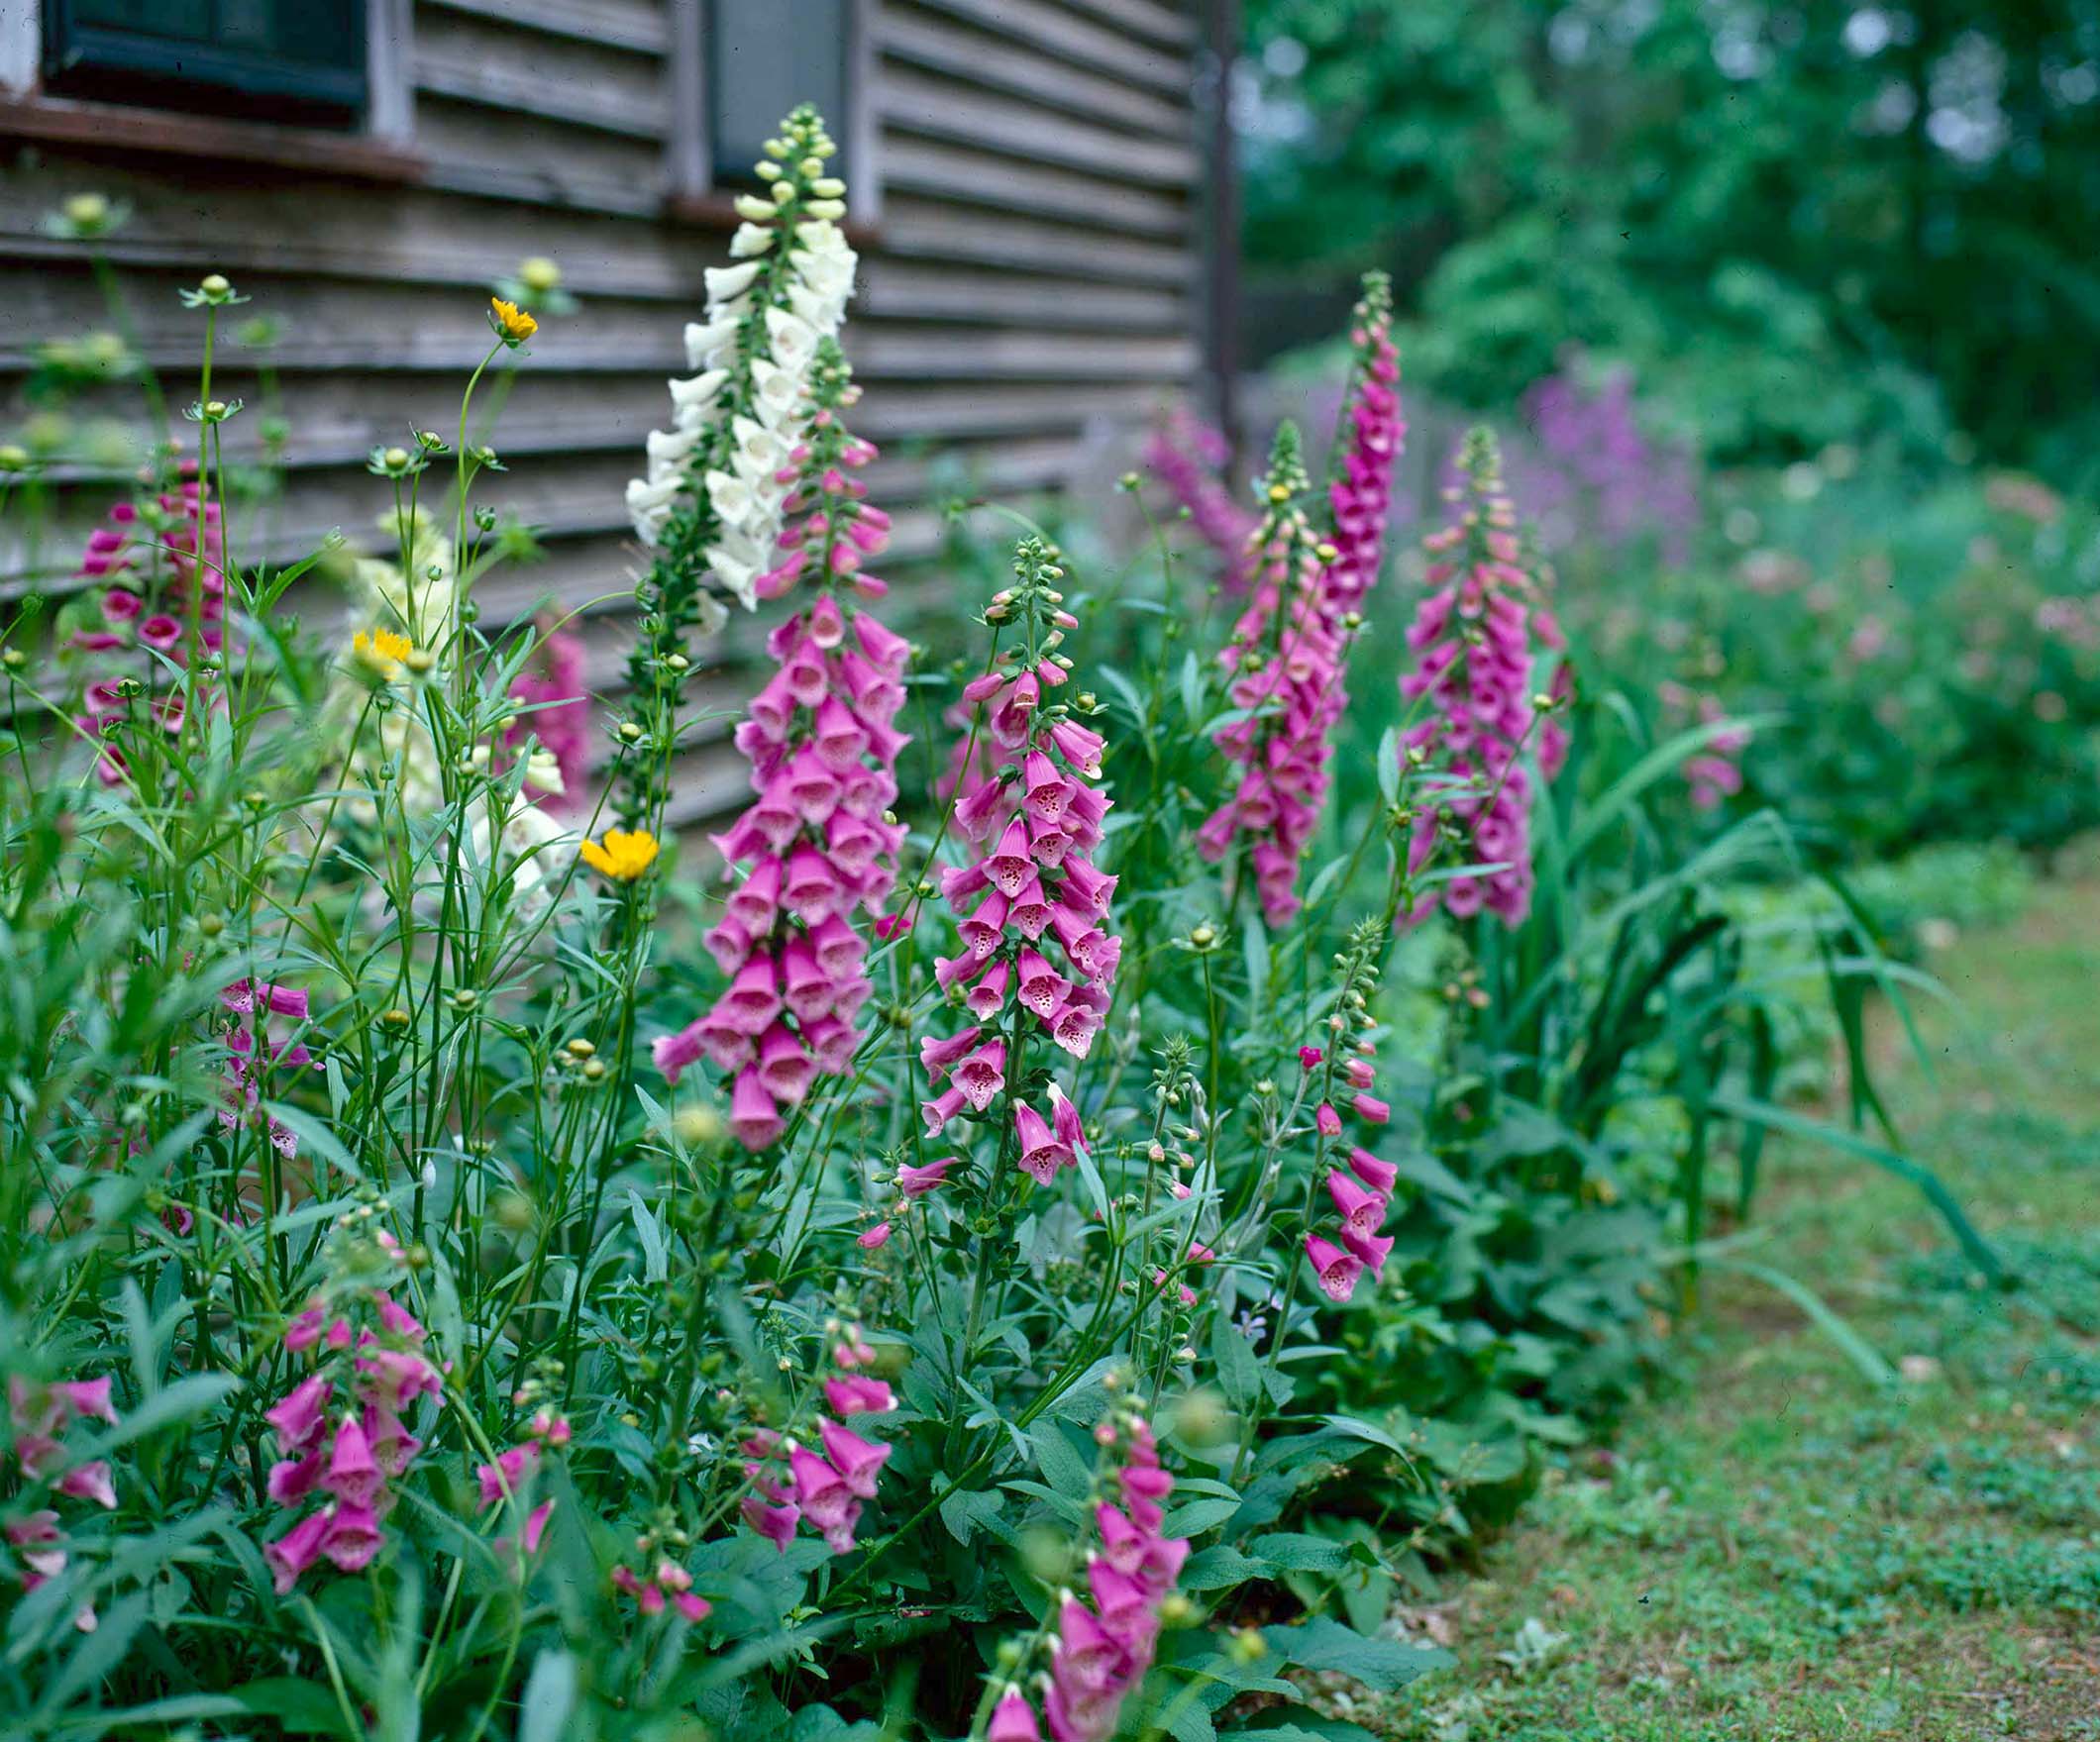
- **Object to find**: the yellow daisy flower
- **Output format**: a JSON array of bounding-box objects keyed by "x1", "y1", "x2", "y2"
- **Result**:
[
  {"x1": 489, "y1": 296, "x2": 538, "y2": 346},
  {"x1": 351, "y1": 625, "x2": 414, "y2": 678},
  {"x1": 579, "y1": 828, "x2": 659, "y2": 882}
]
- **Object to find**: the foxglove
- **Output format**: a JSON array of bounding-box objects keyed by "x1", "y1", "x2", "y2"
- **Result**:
[
  {"x1": 622, "y1": 104, "x2": 859, "y2": 825},
  {"x1": 1198, "y1": 274, "x2": 1405, "y2": 927},
  {"x1": 1399, "y1": 428, "x2": 1565, "y2": 928}
]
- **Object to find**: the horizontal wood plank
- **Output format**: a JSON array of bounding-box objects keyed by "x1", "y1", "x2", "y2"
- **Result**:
[
  {"x1": 421, "y1": 0, "x2": 671, "y2": 55},
  {"x1": 854, "y1": 327, "x2": 1198, "y2": 380},
  {"x1": 0, "y1": 163, "x2": 718, "y2": 295},
  {"x1": 414, "y1": 31, "x2": 669, "y2": 143},
  {"x1": 878, "y1": 65, "x2": 1198, "y2": 188},
  {"x1": 878, "y1": 136, "x2": 1189, "y2": 241},
  {"x1": 877, "y1": 4, "x2": 1190, "y2": 137},
  {"x1": 858, "y1": 259, "x2": 1188, "y2": 330},
  {"x1": 879, "y1": 194, "x2": 1192, "y2": 286},
  {"x1": 890, "y1": 0, "x2": 1191, "y2": 96},
  {"x1": 1057, "y1": 0, "x2": 1198, "y2": 51}
]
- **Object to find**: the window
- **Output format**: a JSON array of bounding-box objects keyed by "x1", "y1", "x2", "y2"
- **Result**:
[
  {"x1": 703, "y1": 0, "x2": 850, "y2": 186},
  {"x1": 42, "y1": 0, "x2": 368, "y2": 127}
]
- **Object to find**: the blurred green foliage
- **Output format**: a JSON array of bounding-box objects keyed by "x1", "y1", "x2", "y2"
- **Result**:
[{"x1": 1242, "y1": 0, "x2": 2100, "y2": 476}]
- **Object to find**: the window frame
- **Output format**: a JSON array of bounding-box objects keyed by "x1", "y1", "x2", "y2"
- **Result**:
[
  {"x1": 0, "y1": 0, "x2": 414, "y2": 146},
  {"x1": 667, "y1": 0, "x2": 879, "y2": 227},
  {"x1": 39, "y1": 0, "x2": 371, "y2": 123}
]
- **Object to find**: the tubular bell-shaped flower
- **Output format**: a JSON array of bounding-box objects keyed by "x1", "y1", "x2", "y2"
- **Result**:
[
  {"x1": 740, "y1": 1324, "x2": 896, "y2": 1556},
  {"x1": 1320, "y1": 273, "x2": 1404, "y2": 619},
  {"x1": 649, "y1": 341, "x2": 905, "y2": 1139},
  {"x1": 620, "y1": 103, "x2": 860, "y2": 827},
  {"x1": 7, "y1": 1371, "x2": 121, "y2": 1632},
  {"x1": 66, "y1": 461, "x2": 229, "y2": 786},
  {"x1": 988, "y1": 1400, "x2": 1187, "y2": 1742},
  {"x1": 921, "y1": 538, "x2": 1122, "y2": 1137},
  {"x1": 1398, "y1": 428, "x2": 1566, "y2": 929},
  {"x1": 1197, "y1": 275, "x2": 1405, "y2": 928},
  {"x1": 1297, "y1": 924, "x2": 1399, "y2": 1303},
  {"x1": 218, "y1": 976, "x2": 317, "y2": 1163},
  {"x1": 260, "y1": 1277, "x2": 441, "y2": 1595}
]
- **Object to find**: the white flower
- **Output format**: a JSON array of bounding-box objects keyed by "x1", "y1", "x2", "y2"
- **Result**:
[
  {"x1": 764, "y1": 307, "x2": 818, "y2": 372},
  {"x1": 792, "y1": 221, "x2": 857, "y2": 292},
  {"x1": 730, "y1": 450, "x2": 783, "y2": 505},
  {"x1": 793, "y1": 219, "x2": 845, "y2": 255},
  {"x1": 468, "y1": 790, "x2": 578, "y2": 924},
  {"x1": 786, "y1": 282, "x2": 841, "y2": 336},
  {"x1": 748, "y1": 357, "x2": 804, "y2": 429},
  {"x1": 712, "y1": 523, "x2": 769, "y2": 571},
  {"x1": 524, "y1": 746, "x2": 565, "y2": 796},
  {"x1": 683, "y1": 322, "x2": 737, "y2": 370},
  {"x1": 646, "y1": 425, "x2": 698, "y2": 469},
  {"x1": 693, "y1": 591, "x2": 729, "y2": 636},
  {"x1": 668, "y1": 368, "x2": 728, "y2": 415},
  {"x1": 703, "y1": 260, "x2": 764, "y2": 306},
  {"x1": 626, "y1": 474, "x2": 681, "y2": 544},
  {"x1": 730, "y1": 414, "x2": 788, "y2": 476},
  {"x1": 728, "y1": 223, "x2": 775, "y2": 259},
  {"x1": 704, "y1": 467, "x2": 754, "y2": 525},
  {"x1": 707, "y1": 545, "x2": 759, "y2": 606}
]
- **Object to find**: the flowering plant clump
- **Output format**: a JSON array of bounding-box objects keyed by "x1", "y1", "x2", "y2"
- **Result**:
[
  {"x1": 923, "y1": 534, "x2": 1122, "y2": 1093},
  {"x1": 0, "y1": 104, "x2": 1948, "y2": 1742},
  {"x1": 1197, "y1": 277, "x2": 1405, "y2": 927},
  {"x1": 1398, "y1": 427, "x2": 1566, "y2": 928},
  {"x1": 649, "y1": 336, "x2": 907, "y2": 1147}
]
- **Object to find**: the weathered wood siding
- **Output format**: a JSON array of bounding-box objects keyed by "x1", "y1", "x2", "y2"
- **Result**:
[{"x1": 0, "y1": 0, "x2": 1204, "y2": 823}]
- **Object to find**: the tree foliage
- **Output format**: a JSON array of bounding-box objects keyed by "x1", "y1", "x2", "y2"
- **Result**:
[{"x1": 1243, "y1": 0, "x2": 2100, "y2": 472}]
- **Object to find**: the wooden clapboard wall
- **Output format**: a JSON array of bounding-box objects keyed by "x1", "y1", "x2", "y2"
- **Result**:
[{"x1": 0, "y1": 0, "x2": 1206, "y2": 826}]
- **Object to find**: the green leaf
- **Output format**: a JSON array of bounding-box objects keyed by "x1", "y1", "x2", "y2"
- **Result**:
[
  {"x1": 38, "y1": 1588, "x2": 150, "y2": 1715},
  {"x1": 1243, "y1": 917, "x2": 1271, "y2": 1008},
  {"x1": 628, "y1": 1189, "x2": 668, "y2": 1282},
  {"x1": 1210, "y1": 1313, "x2": 1262, "y2": 1413},
  {"x1": 1163, "y1": 1494, "x2": 1242, "y2": 1539},
  {"x1": 518, "y1": 1649, "x2": 578, "y2": 1742},
  {"x1": 1179, "y1": 1543, "x2": 1273, "y2": 1591},
  {"x1": 938, "y1": 1486, "x2": 1008, "y2": 1545},
  {"x1": 1267, "y1": 1615, "x2": 1451, "y2": 1691},
  {"x1": 92, "y1": 1372, "x2": 239, "y2": 1452},
  {"x1": 1709, "y1": 1093, "x2": 2003, "y2": 1282},
  {"x1": 1030, "y1": 1419, "x2": 1095, "y2": 1499},
  {"x1": 231, "y1": 1677, "x2": 355, "y2": 1735},
  {"x1": 1713, "y1": 1258, "x2": 1897, "y2": 1386},
  {"x1": 1243, "y1": 1531, "x2": 1352, "y2": 1575}
]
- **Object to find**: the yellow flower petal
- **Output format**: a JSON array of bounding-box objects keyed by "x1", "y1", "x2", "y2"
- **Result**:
[
  {"x1": 490, "y1": 296, "x2": 539, "y2": 345},
  {"x1": 580, "y1": 828, "x2": 659, "y2": 881}
]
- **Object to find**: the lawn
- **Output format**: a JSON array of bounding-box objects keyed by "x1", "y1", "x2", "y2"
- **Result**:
[{"x1": 1356, "y1": 868, "x2": 2100, "y2": 1741}]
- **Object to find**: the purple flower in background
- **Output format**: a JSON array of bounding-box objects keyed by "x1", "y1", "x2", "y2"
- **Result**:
[
  {"x1": 506, "y1": 620, "x2": 592, "y2": 814},
  {"x1": 1143, "y1": 403, "x2": 1259, "y2": 589},
  {"x1": 1514, "y1": 352, "x2": 1698, "y2": 564}
]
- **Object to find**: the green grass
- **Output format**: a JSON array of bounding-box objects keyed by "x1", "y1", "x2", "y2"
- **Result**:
[{"x1": 1356, "y1": 870, "x2": 2100, "y2": 1741}]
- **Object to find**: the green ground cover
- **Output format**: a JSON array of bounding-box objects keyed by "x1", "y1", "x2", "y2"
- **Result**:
[{"x1": 1361, "y1": 869, "x2": 2100, "y2": 1741}]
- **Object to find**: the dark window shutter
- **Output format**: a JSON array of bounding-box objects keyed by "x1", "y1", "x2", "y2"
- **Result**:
[
  {"x1": 705, "y1": 0, "x2": 848, "y2": 186},
  {"x1": 44, "y1": 0, "x2": 368, "y2": 126}
]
